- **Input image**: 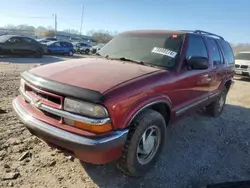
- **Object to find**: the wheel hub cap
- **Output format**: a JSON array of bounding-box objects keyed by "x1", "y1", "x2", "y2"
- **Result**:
[
  {"x1": 143, "y1": 135, "x2": 155, "y2": 154},
  {"x1": 137, "y1": 125, "x2": 161, "y2": 165}
]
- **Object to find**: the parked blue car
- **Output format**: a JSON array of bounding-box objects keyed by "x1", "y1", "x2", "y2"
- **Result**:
[{"x1": 47, "y1": 41, "x2": 74, "y2": 56}]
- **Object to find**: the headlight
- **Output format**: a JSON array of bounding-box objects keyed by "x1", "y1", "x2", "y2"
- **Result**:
[{"x1": 64, "y1": 98, "x2": 108, "y2": 118}]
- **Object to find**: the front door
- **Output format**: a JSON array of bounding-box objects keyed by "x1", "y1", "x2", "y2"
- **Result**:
[{"x1": 171, "y1": 35, "x2": 212, "y2": 116}]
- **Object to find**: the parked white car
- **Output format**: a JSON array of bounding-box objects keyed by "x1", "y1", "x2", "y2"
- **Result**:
[
  {"x1": 234, "y1": 51, "x2": 250, "y2": 77},
  {"x1": 72, "y1": 42, "x2": 92, "y2": 54},
  {"x1": 90, "y1": 43, "x2": 106, "y2": 54}
]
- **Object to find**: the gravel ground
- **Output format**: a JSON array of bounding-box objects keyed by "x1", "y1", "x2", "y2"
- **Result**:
[{"x1": 0, "y1": 57, "x2": 250, "y2": 188}]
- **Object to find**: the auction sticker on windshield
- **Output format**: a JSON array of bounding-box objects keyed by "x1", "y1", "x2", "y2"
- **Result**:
[{"x1": 151, "y1": 47, "x2": 177, "y2": 58}]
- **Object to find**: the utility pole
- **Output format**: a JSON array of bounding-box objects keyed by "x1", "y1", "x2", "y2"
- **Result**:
[
  {"x1": 80, "y1": 6, "x2": 84, "y2": 36},
  {"x1": 54, "y1": 13, "x2": 57, "y2": 38}
]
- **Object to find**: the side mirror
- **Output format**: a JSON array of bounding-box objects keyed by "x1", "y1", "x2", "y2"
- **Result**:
[{"x1": 187, "y1": 56, "x2": 208, "y2": 70}]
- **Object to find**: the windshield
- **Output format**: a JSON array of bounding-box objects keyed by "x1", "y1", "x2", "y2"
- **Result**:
[
  {"x1": 47, "y1": 41, "x2": 55, "y2": 45},
  {"x1": 0, "y1": 35, "x2": 11, "y2": 42},
  {"x1": 235, "y1": 53, "x2": 250, "y2": 60},
  {"x1": 72, "y1": 42, "x2": 79, "y2": 46},
  {"x1": 95, "y1": 43, "x2": 105, "y2": 48},
  {"x1": 98, "y1": 33, "x2": 185, "y2": 69}
]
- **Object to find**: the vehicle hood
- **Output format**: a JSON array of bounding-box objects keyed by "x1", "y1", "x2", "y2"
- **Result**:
[
  {"x1": 29, "y1": 58, "x2": 160, "y2": 93},
  {"x1": 235, "y1": 59, "x2": 250, "y2": 65}
]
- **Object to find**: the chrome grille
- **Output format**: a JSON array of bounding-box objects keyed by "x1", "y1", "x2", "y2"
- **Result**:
[
  {"x1": 24, "y1": 82, "x2": 63, "y2": 109},
  {"x1": 241, "y1": 65, "x2": 249, "y2": 69},
  {"x1": 235, "y1": 64, "x2": 240, "y2": 68}
]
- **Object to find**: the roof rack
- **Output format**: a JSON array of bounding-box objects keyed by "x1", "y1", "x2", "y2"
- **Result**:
[
  {"x1": 180, "y1": 30, "x2": 224, "y2": 40},
  {"x1": 193, "y1": 30, "x2": 224, "y2": 40}
]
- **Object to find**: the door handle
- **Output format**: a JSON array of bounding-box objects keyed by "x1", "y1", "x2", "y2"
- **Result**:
[
  {"x1": 206, "y1": 75, "x2": 212, "y2": 81},
  {"x1": 202, "y1": 74, "x2": 212, "y2": 82}
]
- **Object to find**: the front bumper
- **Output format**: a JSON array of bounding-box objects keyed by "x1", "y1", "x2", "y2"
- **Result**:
[
  {"x1": 234, "y1": 68, "x2": 250, "y2": 76},
  {"x1": 13, "y1": 97, "x2": 128, "y2": 163}
]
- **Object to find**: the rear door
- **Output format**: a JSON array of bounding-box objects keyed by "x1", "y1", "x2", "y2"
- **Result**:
[
  {"x1": 205, "y1": 38, "x2": 227, "y2": 97},
  {"x1": 20, "y1": 37, "x2": 36, "y2": 54},
  {"x1": 50, "y1": 42, "x2": 62, "y2": 54},
  {"x1": 219, "y1": 40, "x2": 235, "y2": 78},
  {"x1": 61, "y1": 42, "x2": 70, "y2": 53}
]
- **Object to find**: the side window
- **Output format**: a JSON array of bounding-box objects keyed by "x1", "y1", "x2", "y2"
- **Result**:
[
  {"x1": 220, "y1": 41, "x2": 235, "y2": 64},
  {"x1": 207, "y1": 38, "x2": 222, "y2": 66},
  {"x1": 22, "y1": 38, "x2": 34, "y2": 44},
  {"x1": 53, "y1": 42, "x2": 61, "y2": 47},
  {"x1": 186, "y1": 35, "x2": 208, "y2": 59},
  {"x1": 61, "y1": 42, "x2": 67, "y2": 47},
  {"x1": 217, "y1": 42, "x2": 225, "y2": 64},
  {"x1": 7, "y1": 37, "x2": 22, "y2": 44}
]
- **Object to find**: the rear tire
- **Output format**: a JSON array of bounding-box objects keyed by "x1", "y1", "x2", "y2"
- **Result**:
[
  {"x1": 118, "y1": 109, "x2": 166, "y2": 176},
  {"x1": 206, "y1": 87, "x2": 227, "y2": 117},
  {"x1": 68, "y1": 50, "x2": 73, "y2": 56},
  {"x1": 34, "y1": 48, "x2": 43, "y2": 58},
  {"x1": 85, "y1": 49, "x2": 90, "y2": 54}
]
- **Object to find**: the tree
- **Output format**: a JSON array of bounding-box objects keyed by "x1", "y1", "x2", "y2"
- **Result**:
[
  {"x1": 5, "y1": 24, "x2": 16, "y2": 29},
  {"x1": 39, "y1": 30, "x2": 56, "y2": 37},
  {"x1": 16, "y1": 24, "x2": 35, "y2": 31},
  {"x1": 36, "y1": 26, "x2": 47, "y2": 31},
  {"x1": 87, "y1": 30, "x2": 114, "y2": 43},
  {"x1": 231, "y1": 43, "x2": 250, "y2": 54}
]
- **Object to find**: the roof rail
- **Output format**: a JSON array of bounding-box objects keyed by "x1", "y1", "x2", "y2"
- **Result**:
[{"x1": 194, "y1": 30, "x2": 224, "y2": 40}]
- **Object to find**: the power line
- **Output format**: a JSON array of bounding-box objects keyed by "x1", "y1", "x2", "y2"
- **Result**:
[{"x1": 4, "y1": 15, "x2": 51, "y2": 19}]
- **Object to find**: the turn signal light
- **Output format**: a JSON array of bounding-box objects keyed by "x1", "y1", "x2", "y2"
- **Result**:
[{"x1": 75, "y1": 121, "x2": 112, "y2": 133}]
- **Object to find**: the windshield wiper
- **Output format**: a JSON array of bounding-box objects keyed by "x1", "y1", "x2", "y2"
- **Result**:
[
  {"x1": 101, "y1": 56, "x2": 166, "y2": 69},
  {"x1": 115, "y1": 57, "x2": 145, "y2": 65}
]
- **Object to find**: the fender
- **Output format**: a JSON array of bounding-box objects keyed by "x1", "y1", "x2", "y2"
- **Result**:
[
  {"x1": 120, "y1": 94, "x2": 172, "y2": 129},
  {"x1": 221, "y1": 77, "x2": 234, "y2": 91}
]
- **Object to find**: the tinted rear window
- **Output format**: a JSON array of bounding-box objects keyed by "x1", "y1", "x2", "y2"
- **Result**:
[
  {"x1": 220, "y1": 40, "x2": 235, "y2": 64},
  {"x1": 207, "y1": 38, "x2": 222, "y2": 66}
]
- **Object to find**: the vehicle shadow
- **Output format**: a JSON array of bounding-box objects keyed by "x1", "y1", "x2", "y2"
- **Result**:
[
  {"x1": 81, "y1": 104, "x2": 250, "y2": 188},
  {"x1": 0, "y1": 54, "x2": 84, "y2": 64}
]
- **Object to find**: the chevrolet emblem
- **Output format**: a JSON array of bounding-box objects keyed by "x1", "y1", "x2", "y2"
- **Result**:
[{"x1": 31, "y1": 99, "x2": 42, "y2": 108}]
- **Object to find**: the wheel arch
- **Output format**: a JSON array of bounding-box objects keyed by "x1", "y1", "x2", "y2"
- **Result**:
[
  {"x1": 224, "y1": 78, "x2": 233, "y2": 92},
  {"x1": 121, "y1": 97, "x2": 172, "y2": 129}
]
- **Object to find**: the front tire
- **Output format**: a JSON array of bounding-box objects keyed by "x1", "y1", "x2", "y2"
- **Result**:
[
  {"x1": 118, "y1": 109, "x2": 166, "y2": 176},
  {"x1": 85, "y1": 49, "x2": 90, "y2": 54},
  {"x1": 206, "y1": 87, "x2": 227, "y2": 117}
]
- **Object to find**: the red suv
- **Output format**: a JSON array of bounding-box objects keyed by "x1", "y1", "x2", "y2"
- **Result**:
[{"x1": 13, "y1": 30, "x2": 235, "y2": 176}]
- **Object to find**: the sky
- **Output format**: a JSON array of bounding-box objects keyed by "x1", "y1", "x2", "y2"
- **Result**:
[{"x1": 0, "y1": 0, "x2": 249, "y2": 43}]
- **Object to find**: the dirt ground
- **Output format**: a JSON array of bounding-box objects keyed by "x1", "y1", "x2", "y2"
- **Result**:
[{"x1": 0, "y1": 57, "x2": 250, "y2": 188}]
